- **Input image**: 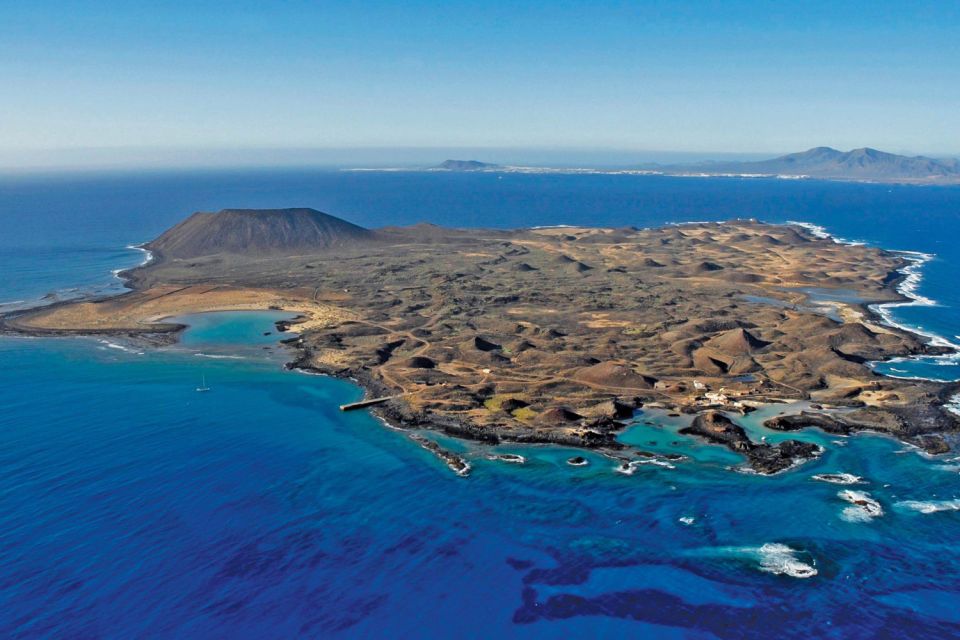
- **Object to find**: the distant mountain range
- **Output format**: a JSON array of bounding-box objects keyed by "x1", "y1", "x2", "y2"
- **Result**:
[
  {"x1": 427, "y1": 148, "x2": 960, "y2": 183},
  {"x1": 665, "y1": 147, "x2": 960, "y2": 182}
]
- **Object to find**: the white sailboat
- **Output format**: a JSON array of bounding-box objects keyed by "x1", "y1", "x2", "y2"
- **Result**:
[{"x1": 196, "y1": 375, "x2": 210, "y2": 392}]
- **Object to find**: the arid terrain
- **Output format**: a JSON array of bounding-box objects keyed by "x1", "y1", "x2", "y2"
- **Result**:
[{"x1": 5, "y1": 208, "x2": 958, "y2": 473}]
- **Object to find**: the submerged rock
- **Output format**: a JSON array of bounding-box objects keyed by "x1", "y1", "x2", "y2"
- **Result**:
[
  {"x1": 487, "y1": 453, "x2": 526, "y2": 464},
  {"x1": 838, "y1": 489, "x2": 884, "y2": 522},
  {"x1": 812, "y1": 473, "x2": 864, "y2": 485}
]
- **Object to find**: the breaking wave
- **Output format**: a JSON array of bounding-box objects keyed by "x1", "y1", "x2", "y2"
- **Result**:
[
  {"x1": 811, "y1": 473, "x2": 864, "y2": 485},
  {"x1": 895, "y1": 499, "x2": 960, "y2": 514},
  {"x1": 193, "y1": 352, "x2": 246, "y2": 360},
  {"x1": 789, "y1": 221, "x2": 960, "y2": 385},
  {"x1": 97, "y1": 339, "x2": 144, "y2": 355},
  {"x1": 743, "y1": 543, "x2": 818, "y2": 578},
  {"x1": 838, "y1": 490, "x2": 884, "y2": 522}
]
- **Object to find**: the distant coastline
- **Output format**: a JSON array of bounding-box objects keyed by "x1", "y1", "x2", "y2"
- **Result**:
[{"x1": 349, "y1": 147, "x2": 960, "y2": 185}]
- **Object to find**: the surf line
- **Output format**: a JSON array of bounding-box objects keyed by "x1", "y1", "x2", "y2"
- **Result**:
[
  {"x1": 787, "y1": 220, "x2": 960, "y2": 414},
  {"x1": 111, "y1": 243, "x2": 154, "y2": 280}
]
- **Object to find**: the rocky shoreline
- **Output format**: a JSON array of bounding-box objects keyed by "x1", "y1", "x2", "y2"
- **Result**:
[
  {"x1": 286, "y1": 336, "x2": 956, "y2": 475},
  {"x1": 287, "y1": 345, "x2": 629, "y2": 450},
  {"x1": 680, "y1": 411, "x2": 823, "y2": 474},
  {"x1": 4, "y1": 213, "x2": 960, "y2": 476},
  {"x1": 8, "y1": 304, "x2": 953, "y2": 476}
]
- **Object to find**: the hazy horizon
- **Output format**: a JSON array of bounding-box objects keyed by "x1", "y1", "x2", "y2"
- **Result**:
[{"x1": 2, "y1": 145, "x2": 959, "y2": 174}]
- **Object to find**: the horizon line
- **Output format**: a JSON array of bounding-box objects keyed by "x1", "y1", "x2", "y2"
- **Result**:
[{"x1": 1, "y1": 144, "x2": 958, "y2": 174}]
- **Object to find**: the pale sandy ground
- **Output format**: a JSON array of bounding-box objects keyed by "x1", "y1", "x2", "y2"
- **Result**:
[{"x1": 8, "y1": 284, "x2": 356, "y2": 333}]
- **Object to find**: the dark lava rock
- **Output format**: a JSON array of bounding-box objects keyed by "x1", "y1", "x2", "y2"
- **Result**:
[
  {"x1": 682, "y1": 411, "x2": 821, "y2": 474},
  {"x1": 915, "y1": 434, "x2": 950, "y2": 455},
  {"x1": 764, "y1": 412, "x2": 853, "y2": 435},
  {"x1": 567, "y1": 456, "x2": 588, "y2": 466},
  {"x1": 408, "y1": 433, "x2": 470, "y2": 477}
]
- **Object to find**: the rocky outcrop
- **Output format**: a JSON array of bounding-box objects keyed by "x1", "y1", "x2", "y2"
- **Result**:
[
  {"x1": 681, "y1": 411, "x2": 821, "y2": 474},
  {"x1": 764, "y1": 412, "x2": 853, "y2": 435},
  {"x1": 408, "y1": 433, "x2": 470, "y2": 476}
]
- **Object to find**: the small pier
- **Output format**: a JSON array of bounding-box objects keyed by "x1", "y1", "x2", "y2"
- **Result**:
[{"x1": 339, "y1": 395, "x2": 401, "y2": 411}]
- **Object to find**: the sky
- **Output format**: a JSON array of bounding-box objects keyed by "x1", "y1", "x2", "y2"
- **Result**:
[{"x1": 1, "y1": 1, "x2": 958, "y2": 168}]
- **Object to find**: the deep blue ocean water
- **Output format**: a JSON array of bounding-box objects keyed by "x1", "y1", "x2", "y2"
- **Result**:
[{"x1": 1, "y1": 170, "x2": 959, "y2": 638}]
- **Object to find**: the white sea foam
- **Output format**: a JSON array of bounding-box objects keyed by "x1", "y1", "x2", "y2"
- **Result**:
[
  {"x1": 838, "y1": 489, "x2": 883, "y2": 522},
  {"x1": 615, "y1": 459, "x2": 675, "y2": 474},
  {"x1": 708, "y1": 543, "x2": 817, "y2": 578},
  {"x1": 895, "y1": 499, "x2": 960, "y2": 514},
  {"x1": 811, "y1": 473, "x2": 864, "y2": 485},
  {"x1": 789, "y1": 221, "x2": 960, "y2": 381},
  {"x1": 868, "y1": 251, "x2": 950, "y2": 345},
  {"x1": 487, "y1": 453, "x2": 526, "y2": 464},
  {"x1": 192, "y1": 352, "x2": 246, "y2": 360},
  {"x1": 934, "y1": 464, "x2": 960, "y2": 472},
  {"x1": 757, "y1": 544, "x2": 818, "y2": 578},
  {"x1": 97, "y1": 339, "x2": 144, "y2": 355},
  {"x1": 786, "y1": 220, "x2": 865, "y2": 245},
  {"x1": 787, "y1": 221, "x2": 831, "y2": 240},
  {"x1": 126, "y1": 243, "x2": 154, "y2": 267},
  {"x1": 840, "y1": 506, "x2": 874, "y2": 523},
  {"x1": 110, "y1": 244, "x2": 154, "y2": 284},
  {"x1": 748, "y1": 543, "x2": 818, "y2": 578},
  {"x1": 947, "y1": 394, "x2": 960, "y2": 418},
  {"x1": 637, "y1": 458, "x2": 676, "y2": 469}
]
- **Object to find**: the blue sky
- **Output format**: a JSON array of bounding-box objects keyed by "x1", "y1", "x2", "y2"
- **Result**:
[{"x1": 1, "y1": 1, "x2": 958, "y2": 166}]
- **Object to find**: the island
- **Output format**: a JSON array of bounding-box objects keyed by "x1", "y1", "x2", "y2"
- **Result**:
[
  {"x1": 660, "y1": 147, "x2": 960, "y2": 183},
  {"x1": 4, "y1": 208, "x2": 958, "y2": 473},
  {"x1": 372, "y1": 147, "x2": 960, "y2": 184},
  {"x1": 432, "y1": 159, "x2": 502, "y2": 171}
]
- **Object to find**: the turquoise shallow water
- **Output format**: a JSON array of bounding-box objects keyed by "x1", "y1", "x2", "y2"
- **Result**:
[{"x1": 1, "y1": 171, "x2": 959, "y2": 638}]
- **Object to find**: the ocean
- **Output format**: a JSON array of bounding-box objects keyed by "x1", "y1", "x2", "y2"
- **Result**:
[{"x1": 1, "y1": 170, "x2": 959, "y2": 638}]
